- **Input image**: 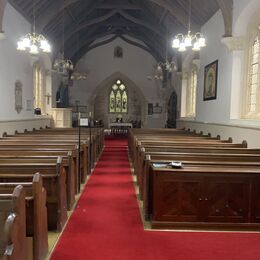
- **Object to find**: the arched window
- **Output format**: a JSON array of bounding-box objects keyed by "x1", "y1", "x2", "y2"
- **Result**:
[
  {"x1": 109, "y1": 80, "x2": 128, "y2": 113},
  {"x1": 33, "y1": 62, "x2": 46, "y2": 113},
  {"x1": 245, "y1": 36, "x2": 260, "y2": 117},
  {"x1": 186, "y1": 66, "x2": 197, "y2": 117}
]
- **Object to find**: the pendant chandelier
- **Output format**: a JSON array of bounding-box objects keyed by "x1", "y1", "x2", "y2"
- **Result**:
[
  {"x1": 17, "y1": 0, "x2": 51, "y2": 54},
  {"x1": 70, "y1": 31, "x2": 88, "y2": 81},
  {"x1": 157, "y1": 16, "x2": 176, "y2": 73},
  {"x1": 70, "y1": 71, "x2": 87, "y2": 80},
  {"x1": 172, "y1": 0, "x2": 206, "y2": 52},
  {"x1": 53, "y1": 53, "x2": 74, "y2": 72},
  {"x1": 53, "y1": 0, "x2": 73, "y2": 73},
  {"x1": 157, "y1": 60, "x2": 177, "y2": 73}
]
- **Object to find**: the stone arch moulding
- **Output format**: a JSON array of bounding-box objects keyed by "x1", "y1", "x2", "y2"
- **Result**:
[
  {"x1": 216, "y1": 0, "x2": 233, "y2": 37},
  {"x1": 88, "y1": 71, "x2": 147, "y2": 107},
  {"x1": 88, "y1": 71, "x2": 147, "y2": 125},
  {"x1": 234, "y1": 1, "x2": 260, "y2": 36},
  {"x1": 0, "y1": 0, "x2": 7, "y2": 39}
]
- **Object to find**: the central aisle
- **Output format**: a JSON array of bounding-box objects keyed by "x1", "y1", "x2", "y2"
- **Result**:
[{"x1": 51, "y1": 138, "x2": 260, "y2": 260}]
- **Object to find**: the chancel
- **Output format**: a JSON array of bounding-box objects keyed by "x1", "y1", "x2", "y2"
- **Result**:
[{"x1": 1, "y1": 0, "x2": 260, "y2": 259}]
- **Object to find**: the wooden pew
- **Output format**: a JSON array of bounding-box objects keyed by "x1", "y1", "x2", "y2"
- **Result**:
[
  {"x1": 137, "y1": 152, "x2": 260, "y2": 200},
  {"x1": 0, "y1": 158, "x2": 67, "y2": 231},
  {"x1": 131, "y1": 137, "x2": 245, "y2": 167},
  {"x1": 11, "y1": 127, "x2": 104, "y2": 166},
  {"x1": 146, "y1": 164, "x2": 260, "y2": 231},
  {"x1": 0, "y1": 141, "x2": 88, "y2": 182},
  {"x1": 0, "y1": 154, "x2": 76, "y2": 210},
  {"x1": 129, "y1": 128, "x2": 260, "y2": 231},
  {"x1": 0, "y1": 185, "x2": 27, "y2": 259},
  {"x1": 132, "y1": 141, "x2": 248, "y2": 177},
  {"x1": 135, "y1": 148, "x2": 260, "y2": 192},
  {"x1": 0, "y1": 173, "x2": 48, "y2": 260}
]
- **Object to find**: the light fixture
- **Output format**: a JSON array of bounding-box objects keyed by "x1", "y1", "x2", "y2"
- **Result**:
[
  {"x1": 70, "y1": 30, "x2": 88, "y2": 81},
  {"x1": 157, "y1": 16, "x2": 177, "y2": 73},
  {"x1": 53, "y1": 53, "x2": 74, "y2": 73},
  {"x1": 157, "y1": 60, "x2": 177, "y2": 73},
  {"x1": 172, "y1": 0, "x2": 206, "y2": 52},
  {"x1": 70, "y1": 71, "x2": 87, "y2": 81},
  {"x1": 53, "y1": 0, "x2": 73, "y2": 73},
  {"x1": 17, "y1": 0, "x2": 51, "y2": 54}
]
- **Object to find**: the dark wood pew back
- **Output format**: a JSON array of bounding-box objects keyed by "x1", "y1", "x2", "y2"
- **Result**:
[
  {"x1": 0, "y1": 158, "x2": 67, "y2": 231},
  {"x1": 0, "y1": 173, "x2": 48, "y2": 260},
  {"x1": 0, "y1": 185, "x2": 27, "y2": 259}
]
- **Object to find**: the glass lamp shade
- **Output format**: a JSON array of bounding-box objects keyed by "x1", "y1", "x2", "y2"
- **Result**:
[
  {"x1": 17, "y1": 33, "x2": 51, "y2": 54},
  {"x1": 30, "y1": 44, "x2": 39, "y2": 55},
  {"x1": 198, "y1": 36, "x2": 206, "y2": 47},
  {"x1": 178, "y1": 42, "x2": 186, "y2": 52},
  {"x1": 184, "y1": 31, "x2": 192, "y2": 47},
  {"x1": 23, "y1": 37, "x2": 31, "y2": 48},
  {"x1": 40, "y1": 39, "x2": 51, "y2": 53},
  {"x1": 17, "y1": 41, "x2": 26, "y2": 51},
  {"x1": 172, "y1": 38, "x2": 180, "y2": 48},
  {"x1": 172, "y1": 31, "x2": 206, "y2": 52},
  {"x1": 192, "y1": 41, "x2": 201, "y2": 51}
]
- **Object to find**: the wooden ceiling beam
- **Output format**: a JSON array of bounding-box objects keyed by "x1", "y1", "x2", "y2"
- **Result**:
[
  {"x1": 73, "y1": 9, "x2": 118, "y2": 34},
  {"x1": 72, "y1": 35, "x2": 118, "y2": 63},
  {"x1": 216, "y1": 0, "x2": 233, "y2": 36},
  {"x1": 73, "y1": 32, "x2": 162, "y2": 64},
  {"x1": 95, "y1": 3, "x2": 142, "y2": 10},
  {"x1": 70, "y1": 9, "x2": 164, "y2": 38},
  {"x1": 149, "y1": 0, "x2": 200, "y2": 31},
  {"x1": 36, "y1": 0, "x2": 94, "y2": 33},
  {"x1": 68, "y1": 28, "x2": 119, "y2": 58},
  {"x1": 119, "y1": 10, "x2": 164, "y2": 37},
  {"x1": 120, "y1": 35, "x2": 161, "y2": 61}
]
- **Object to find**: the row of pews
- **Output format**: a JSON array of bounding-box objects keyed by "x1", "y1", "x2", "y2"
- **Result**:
[
  {"x1": 128, "y1": 128, "x2": 260, "y2": 231},
  {"x1": 0, "y1": 127, "x2": 104, "y2": 260}
]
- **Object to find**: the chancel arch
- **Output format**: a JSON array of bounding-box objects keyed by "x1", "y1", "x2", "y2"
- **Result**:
[{"x1": 90, "y1": 72, "x2": 146, "y2": 128}]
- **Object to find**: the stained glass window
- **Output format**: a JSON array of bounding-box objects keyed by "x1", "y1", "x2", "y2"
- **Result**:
[
  {"x1": 109, "y1": 80, "x2": 128, "y2": 113},
  {"x1": 186, "y1": 67, "x2": 197, "y2": 117},
  {"x1": 247, "y1": 36, "x2": 260, "y2": 115},
  {"x1": 33, "y1": 62, "x2": 46, "y2": 113}
]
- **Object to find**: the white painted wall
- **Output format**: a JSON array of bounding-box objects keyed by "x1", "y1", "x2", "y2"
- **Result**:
[
  {"x1": 177, "y1": 119, "x2": 260, "y2": 148},
  {"x1": 0, "y1": 3, "x2": 51, "y2": 133},
  {"x1": 1, "y1": 3, "x2": 34, "y2": 119},
  {"x1": 70, "y1": 37, "x2": 172, "y2": 128},
  {"x1": 195, "y1": 10, "x2": 233, "y2": 123}
]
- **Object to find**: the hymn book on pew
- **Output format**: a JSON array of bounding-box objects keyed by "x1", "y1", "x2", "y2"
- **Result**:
[{"x1": 153, "y1": 161, "x2": 183, "y2": 169}]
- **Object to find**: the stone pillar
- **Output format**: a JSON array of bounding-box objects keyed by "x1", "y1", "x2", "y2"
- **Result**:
[{"x1": 0, "y1": 0, "x2": 7, "y2": 40}]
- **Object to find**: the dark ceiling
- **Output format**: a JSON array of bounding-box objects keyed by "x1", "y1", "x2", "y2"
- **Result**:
[{"x1": 9, "y1": 0, "x2": 222, "y2": 63}]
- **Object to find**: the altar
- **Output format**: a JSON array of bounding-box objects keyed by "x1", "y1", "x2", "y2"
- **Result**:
[
  {"x1": 108, "y1": 122, "x2": 133, "y2": 134},
  {"x1": 108, "y1": 123, "x2": 133, "y2": 128}
]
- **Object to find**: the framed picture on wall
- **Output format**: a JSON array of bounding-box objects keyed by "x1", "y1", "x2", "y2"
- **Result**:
[
  {"x1": 203, "y1": 60, "x2": 218, "y2": 101},
  {"x1": 148, "y1": 103, "x2": 153, "y2": 115},
  {"x1": 153, "y1": 103, "x2": 162, "y2": 114}
]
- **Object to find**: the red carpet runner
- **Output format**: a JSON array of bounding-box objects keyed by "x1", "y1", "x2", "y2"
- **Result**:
[{"x1": 51, "y1": 138, "x2": 260, "y2": 260}]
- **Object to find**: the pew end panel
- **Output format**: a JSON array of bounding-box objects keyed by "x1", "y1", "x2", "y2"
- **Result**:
[
  {"x1": 149, "y1": 166, "x2": 260, "y2": 231},
  {"x1": 0, "y1": 185, "x2": 27, "y2": 260}
]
